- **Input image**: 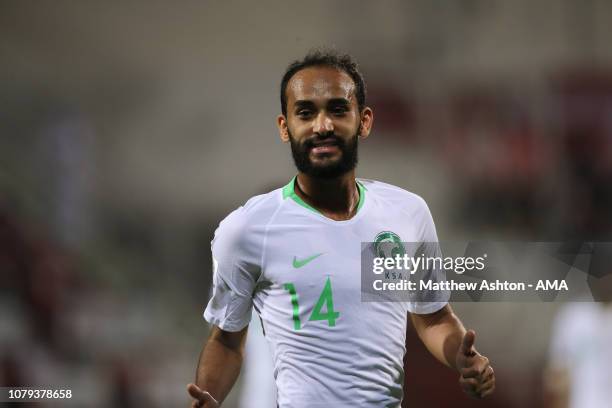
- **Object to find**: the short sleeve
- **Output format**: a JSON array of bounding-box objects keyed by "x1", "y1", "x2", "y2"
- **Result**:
[
  {"x1": 407, "y1": 197, "x2": 449, "y2": 315},
  {"x1": 203, "y1": 208, "x2": 262, "y2": 332}
]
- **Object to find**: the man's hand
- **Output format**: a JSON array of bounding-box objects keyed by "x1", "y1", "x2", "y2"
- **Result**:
[
  {"x1": 456, "y1": 330, "x2": 495, "y2": 399},
  {"x1": 187, "y1": 383, "x2": 220, "y2": 408}
]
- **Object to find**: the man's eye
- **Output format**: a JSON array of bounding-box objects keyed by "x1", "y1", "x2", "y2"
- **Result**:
[
  {"x1": 297, "y1": 110, "x2": 313, "y2": 117},
  {"x1": 331, "y1": 107, "x2": 347, "y2": 115}
]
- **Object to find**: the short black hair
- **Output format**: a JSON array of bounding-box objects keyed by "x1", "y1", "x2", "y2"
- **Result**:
[{"x1": 280, "y1": 49, "x2": 367, "y2": 117}]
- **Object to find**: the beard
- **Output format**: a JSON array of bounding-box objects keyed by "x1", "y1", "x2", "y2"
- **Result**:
[{"x1": 288, "y1": 127, "x2": 360, "y2": 179}]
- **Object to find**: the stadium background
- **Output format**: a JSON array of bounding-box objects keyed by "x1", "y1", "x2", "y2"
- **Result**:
[{"x1": 1, "y1": 1, "x2": 611, "y2": 406}]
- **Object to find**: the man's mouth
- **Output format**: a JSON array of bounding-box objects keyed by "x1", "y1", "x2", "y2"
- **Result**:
[
  {"x1": 311, "y1": 144, "x2": 340, "y2": 155},
  {"x1": 308, "y1": 139, "x2": 341, "y2": 155},
  {"x1": 311, "y1": 138, "x2": 338, "y2": 146}
]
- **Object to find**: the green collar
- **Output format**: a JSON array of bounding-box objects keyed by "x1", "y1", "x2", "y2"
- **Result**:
[{"x1": 282, "y1": 176, "x2": 366, "y2": 215}]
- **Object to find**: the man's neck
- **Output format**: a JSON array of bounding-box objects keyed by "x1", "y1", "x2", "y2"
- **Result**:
[{"x1": 294, "y1": 171, "x2": 360, "y2": 221}]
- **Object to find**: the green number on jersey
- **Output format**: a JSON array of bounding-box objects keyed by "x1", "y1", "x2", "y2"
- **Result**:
[
  {"x1": 283, "y1": 277, "x2": 340, "y2": 330},
  {"x1": 308, "y1": 277, "x2": 340, "y2": 327},
  {"x1": 283, "y1": 283, "x2": 301, "y2": 330}
]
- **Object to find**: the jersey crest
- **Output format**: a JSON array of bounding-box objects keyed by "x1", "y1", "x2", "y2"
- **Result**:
[{"x1": 374, "y1": 231, "x2": 406, "y2": 258}]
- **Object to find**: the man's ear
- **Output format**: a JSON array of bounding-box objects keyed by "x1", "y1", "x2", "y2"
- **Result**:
[
  {"x1": 277, "y1": 114, "x2": 290, "y2": 143},
  {"x1": 358, "y1": 107, "x2": 374, "y2": 139}
]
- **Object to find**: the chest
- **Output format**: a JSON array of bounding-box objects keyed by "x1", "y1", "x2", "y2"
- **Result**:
[
  {"x1": 262, "y1": 224, "x2": 361, "y2": 301},
  {"x1": 260, "y1": 216, "x2": 422, "y2": 303},
  {"x1": 254, "y1": 210, "x2": 422, "y2": 333}
]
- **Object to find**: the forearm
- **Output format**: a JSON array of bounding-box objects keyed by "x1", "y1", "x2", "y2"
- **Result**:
[
  {"x1": 411, "y1": 304, "x2": 466, "y2": 370},
  {"x1": 544, "y1": 367, "x2": 570, "y2": 408},
  {"x1": 195, "y1": 326, "x2": 247, "y2": 403}
]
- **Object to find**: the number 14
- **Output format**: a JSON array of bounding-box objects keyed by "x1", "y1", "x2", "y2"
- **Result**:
[{"x1": 283, "y1": 277, "x2": 340, "y2": 330}]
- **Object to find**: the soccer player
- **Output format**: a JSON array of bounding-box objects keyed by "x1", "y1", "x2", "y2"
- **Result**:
[{"x1": 187, "y1": 50, "x2": 495, "y2": 407}]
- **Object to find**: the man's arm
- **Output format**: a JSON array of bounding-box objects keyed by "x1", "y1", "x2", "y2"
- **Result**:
[
  {"x1": 187, "y1": 325, "x2": 249, "y2": 407},
  {"x1": 410, "y1": 304, "x2": 466, "y2": 369},
  {"x1": 410, "y1": 304, "x2": 495, "y2": 399},
  {"x1": 543, "y1": 366, "x2": 570, "y2": 408}
]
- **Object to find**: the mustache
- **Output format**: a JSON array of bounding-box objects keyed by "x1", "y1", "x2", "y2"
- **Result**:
[{"x1": 303, "y1": 133, "x2": 345, "y2": 149}]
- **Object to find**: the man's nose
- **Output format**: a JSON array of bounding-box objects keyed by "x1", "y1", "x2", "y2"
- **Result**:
[{"x1": 313, "y1": 112, "x2": 334, "y2": 135}]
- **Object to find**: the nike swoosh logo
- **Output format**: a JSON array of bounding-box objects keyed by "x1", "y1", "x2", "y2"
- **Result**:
[{"x1": 292, "y1": 253, "x2": 323, "y2": 268}]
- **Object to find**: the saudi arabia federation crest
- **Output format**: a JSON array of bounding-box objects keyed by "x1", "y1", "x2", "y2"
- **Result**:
[{"x1": 374, "y1": 231, "x2": 406, "y2": 259}]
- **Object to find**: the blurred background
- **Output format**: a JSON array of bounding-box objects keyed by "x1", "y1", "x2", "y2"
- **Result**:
[{"x1": 1, "y1": 1, "x2": 611, "y2": 407}]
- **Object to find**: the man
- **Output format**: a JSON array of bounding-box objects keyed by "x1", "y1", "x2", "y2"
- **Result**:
[
  {"x1": 545, "y1": 273, "x2": 612, "y2": 408},
  {"x1": 187, "y1": 50, "x2": 495, "y2": 407}
]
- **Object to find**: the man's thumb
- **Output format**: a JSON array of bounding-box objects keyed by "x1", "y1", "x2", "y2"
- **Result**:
[
  {"x1": 460, "y1": 330, "x2": 476, "y2": 355},
  {"x1": 187, "y1": 383, "x2": 215, "y2": 402}
]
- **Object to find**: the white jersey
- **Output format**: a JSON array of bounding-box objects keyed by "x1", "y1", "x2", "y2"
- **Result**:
[
  {"x1": 204, "y1": 177, "x2": 447, "y2": 408},
  {"x1": 549, "y1": 303, "x2": 612, "y2": 408}
]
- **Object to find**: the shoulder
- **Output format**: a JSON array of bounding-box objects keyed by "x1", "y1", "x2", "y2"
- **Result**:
[
  {"x1": 220, "y1": 187, "x2": 283, "y2": 228},
  {"x1": 213, "y1": 187, "x2": 284, "y2": 253},
  {"x1": 553, "y1": 303, "x2": 598, "y2": 331},
  {"x1": 360, "y1": 179, "x2": 437, "y2": 240},
  {"x1": 359, "y1": 178, "x2": 430, "y2": 213},
  {"x1": 549, "y1": 303, "x2": 600, "y2": 354}
]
